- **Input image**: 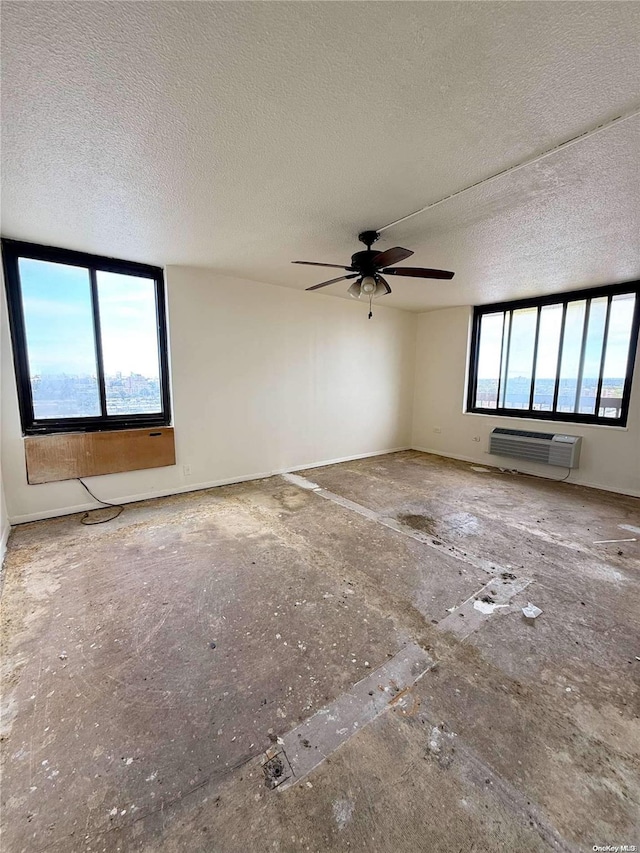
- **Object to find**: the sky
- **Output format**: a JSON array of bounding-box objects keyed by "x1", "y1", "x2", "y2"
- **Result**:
[
  {"x1": 477, "y1": 293, "x2": 636, "y2": 382},
  {"x1": 19, "y1": 259, "x2": 161, "y2": 378}
]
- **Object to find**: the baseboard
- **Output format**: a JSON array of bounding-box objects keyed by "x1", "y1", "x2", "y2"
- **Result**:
[
  {"x1": 8, "y1": 446, "x2": 411, "y2": 525},
  {"x1": 0, "y1": 523, "x2": 10, "y2": 566},
  {"x1": 8, "y1": 443, "x2": 637, "y2": 524},
  {"x1": 411, "y1": 446, "x2": 640, "y2": 499},
  {"x1": 291, "y1": 446, "x2": 411, "y2": 473}
]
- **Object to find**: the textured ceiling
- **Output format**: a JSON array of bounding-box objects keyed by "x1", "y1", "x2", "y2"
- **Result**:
[{"x1": 2, "y1": 1, "x2": 639, "y2": 312}]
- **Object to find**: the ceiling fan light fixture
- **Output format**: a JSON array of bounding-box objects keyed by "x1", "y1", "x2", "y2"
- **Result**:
[
  {"x1": 347, "y1": 281, "x2": 362, "y2": 299},
  {"x1": 360, "y1": 275, "x2": 377, "y2": 295},
  {"x1": 373, "y1": 280, "x2": 388, "y2": 298}
]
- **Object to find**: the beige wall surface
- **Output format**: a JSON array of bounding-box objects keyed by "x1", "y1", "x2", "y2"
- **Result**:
[
  {"x1": 412, "y1": 306, "x2": 640, "y2": 497},
  {"x1": 1, "y1": 267, "x2": 416, "y2": 523}
]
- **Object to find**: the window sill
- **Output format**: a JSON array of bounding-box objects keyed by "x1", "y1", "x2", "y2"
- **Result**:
[
  {"x1": 462, "y1": 411, "x2": 628, "y2": 431},
  {"x1": 24, "y1": 416, "x2": 171, "y2": 436}
]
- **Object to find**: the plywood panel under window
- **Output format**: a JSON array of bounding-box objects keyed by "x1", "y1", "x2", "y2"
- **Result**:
[{"x1": 25, "y1": 427, "x2": 176, "y2": 484}]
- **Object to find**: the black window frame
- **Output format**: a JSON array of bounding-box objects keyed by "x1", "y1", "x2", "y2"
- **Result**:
[
  {"x1": 2, "y1": 239, "x2": 171, "y2": 436},
  {"x1": 467, "y1": 280, "x2": 640, "y2": 428}
]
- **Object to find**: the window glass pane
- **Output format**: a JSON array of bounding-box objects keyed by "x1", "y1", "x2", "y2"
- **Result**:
[
  {"x1": 18, "y1": 258, "x2": 101, "y2": 419},
  {"x1": 557, "y1": 300, "x2": 586, "y2": 413},
  {"x1": 578, "y1": 297, "x2": 608, "y2": 414},
  {"x1": 502, "y1": 307, "x2": 537, "y2": 409},
  {"x1": 96, "y1": 271, "x2": 162, "y2": 415},
  {"x1": 474, "y1": 312, "x2": 503, "y2": 408},
  {"x1": 532, "y1": 303, "x2": 562, "y2": 410},
  {"x1": 599, "y1": 293, "x2": 636, "y2": 419}
]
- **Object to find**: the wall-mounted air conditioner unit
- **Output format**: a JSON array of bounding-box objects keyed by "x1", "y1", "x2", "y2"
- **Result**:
[{"x1": 489, "y1": 428, "x2": 582, "y2": 469}]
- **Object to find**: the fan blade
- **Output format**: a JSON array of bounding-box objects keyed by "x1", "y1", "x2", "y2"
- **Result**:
[
  {"x1": 372, "y1": 246, "x2": 413, "y2": 268},
  {"x1": 293, "y1": 261, "x2": 351, "y2": 269},
  {"x1": 383, "y1": 267, "x2": 455, "y2": 280},
  {"x1": 306, "y1": 274, "x2": 358, "y2": 291}
]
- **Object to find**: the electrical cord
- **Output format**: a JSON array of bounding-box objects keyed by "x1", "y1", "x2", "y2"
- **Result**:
[
  {"x1": 500, "y1": 466, "x2": 572, "y2": 483},
  {"x1": 77, "y1": 478, "x2": 124, "y2": 525}
]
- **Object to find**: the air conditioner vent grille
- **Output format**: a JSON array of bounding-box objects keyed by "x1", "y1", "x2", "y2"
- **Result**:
[
  {"x1": 489, "y1": 428, "x2": 582, "y2": 469},
  {"x1": 490, "y1": 439, "x2": 553, "y2": 461},
  {"x1": 492, "y1": 427, "x2": 556, "y2": 440}
]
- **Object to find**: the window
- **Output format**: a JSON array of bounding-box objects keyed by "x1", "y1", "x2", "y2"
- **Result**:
[
  {"x1": 467, "y1": 282, "x2": 640, "y2": 427},
  {"x1": 2, "y1": 240, "x2": 171, "y2": 435}
]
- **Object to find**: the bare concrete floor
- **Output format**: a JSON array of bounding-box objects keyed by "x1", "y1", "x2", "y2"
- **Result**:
[{"x1": 1, "y1": 451, "x2": 639, "y2": 852}]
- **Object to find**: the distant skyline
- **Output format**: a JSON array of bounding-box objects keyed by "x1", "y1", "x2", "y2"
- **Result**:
[{"x1": 19, "y1": 258, "x2": 161, "y2": 378}]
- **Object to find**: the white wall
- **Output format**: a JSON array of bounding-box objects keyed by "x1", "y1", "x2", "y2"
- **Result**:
[
  {"x1": 1, "y1": 266, "x2": 416, "y2": 523},
  {"x1": 412, "y1": 305, "x2": 640, "y2": 497}
]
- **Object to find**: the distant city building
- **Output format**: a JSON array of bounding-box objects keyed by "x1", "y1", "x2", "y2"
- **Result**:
[
  {"x1": 475, "y1": 376, "x2": 624, "y2": 417},
  {"x1": 31, "y1": 372, "x2": 161, "y2": 419}
]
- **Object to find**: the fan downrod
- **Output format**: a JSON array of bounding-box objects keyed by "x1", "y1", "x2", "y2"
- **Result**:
[{"x1": 358, "y1": 230, "x2": 380, "y2": 250}]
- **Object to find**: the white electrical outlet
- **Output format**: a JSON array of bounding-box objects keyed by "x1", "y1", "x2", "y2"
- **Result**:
[
  {"x1": 183, "y1": 464, "x2": 192, "y2": 476},
  {"x1": 433, "y1": 427, "x2": 442, "y2": 434}
]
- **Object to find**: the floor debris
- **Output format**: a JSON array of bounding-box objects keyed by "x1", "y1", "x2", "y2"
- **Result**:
[
  {"x1": 522, "y1": 602, "x2": 543, "y2": 619},
  {"x1": 426, "y1": 724, "x2": 457, "y2": 768},
  {"x1": 473, "y1": 599, "x2": 509, "y2": 615},
  {"x1": 593, "y1": 538, "x2": 637, "y2": 544},
  {"x1": 332, "y1": 798, "x2": 354, "y2": 830},
  {"x1": 618, "y1": 524, "x2": 640, "y2": 535},
  {"x1": 438, "y1": 576, "x2": 531, "y2": 639}
]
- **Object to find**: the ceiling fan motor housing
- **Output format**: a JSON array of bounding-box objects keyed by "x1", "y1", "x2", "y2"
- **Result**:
[{"x1": 350, "y1": 250, "x2": 381, "y2": 274}]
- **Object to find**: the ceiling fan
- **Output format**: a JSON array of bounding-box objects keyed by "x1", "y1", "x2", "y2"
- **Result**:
[{"x1": 293, "y1": 230, "x2": 454, "y2": 317}]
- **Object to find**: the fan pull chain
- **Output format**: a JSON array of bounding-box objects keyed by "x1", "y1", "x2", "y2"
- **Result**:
[{"x1": 368, "y1": 293, "x2": 373, "y2": 320}]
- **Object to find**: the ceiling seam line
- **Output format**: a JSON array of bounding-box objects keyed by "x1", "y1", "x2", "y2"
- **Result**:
[{"x1": 376, "y1": 104, "x2": 640, "y2": 234}]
